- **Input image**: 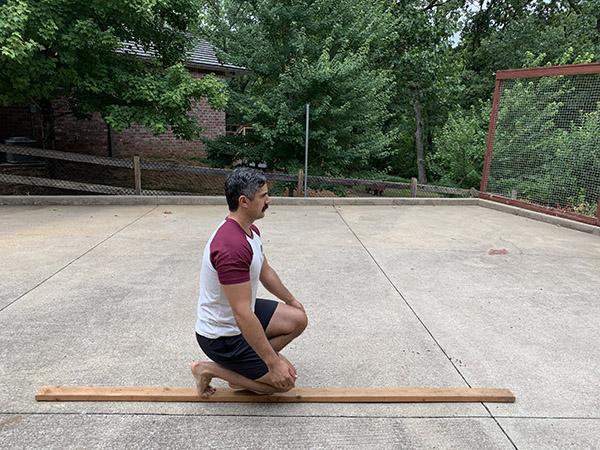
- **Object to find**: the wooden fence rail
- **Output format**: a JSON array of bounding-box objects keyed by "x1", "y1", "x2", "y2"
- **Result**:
[{"x1": 0, "y1": 144, "x2": 474, "y2": 197}]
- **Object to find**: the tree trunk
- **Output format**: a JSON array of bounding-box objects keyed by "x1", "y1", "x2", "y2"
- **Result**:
[
  {"x1": 39, "y1": 98, "x2": 56, "y2": 150},
  {"x1": 39, "y1": 98, "x2": 58, "y2": 178},
  {"x1": 413, "y1": 100, "x2": 427, "y2": 184}
]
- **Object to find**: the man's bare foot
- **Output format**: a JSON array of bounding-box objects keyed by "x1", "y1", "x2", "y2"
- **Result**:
[
  {"x1": 191, "y1": 362, "x2": 216, "y2": 398},
  {"x1": 230, "y1": 383, "x2": 292, "y2": 395}
]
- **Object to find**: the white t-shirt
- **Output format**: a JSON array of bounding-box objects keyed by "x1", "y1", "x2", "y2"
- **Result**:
[{"x1": 195, "y1": 218, "x2": 264, "y2": 338}]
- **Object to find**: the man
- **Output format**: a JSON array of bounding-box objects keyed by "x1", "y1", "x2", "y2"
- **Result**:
[{"x1": 191, "y1": 167, "x2": 308, "y2": 397}]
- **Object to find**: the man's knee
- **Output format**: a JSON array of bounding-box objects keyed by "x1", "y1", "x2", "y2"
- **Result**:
[
  {"x1": 267, "y1": 303, "x2": 307, "y2": 337},
  {"x1": 295, "y1": 308, "x2": 308, "y2": 334}
]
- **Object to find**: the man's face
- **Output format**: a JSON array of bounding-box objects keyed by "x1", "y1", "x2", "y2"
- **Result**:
[{"x1": 247, "y1": 184, "x2": 270, "y2": 219}]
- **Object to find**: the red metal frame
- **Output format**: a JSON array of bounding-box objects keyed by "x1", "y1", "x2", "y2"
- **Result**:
[
  {"x1": 496, "y1": 62, "x2": 600, "y2": 80},
  {"x1": 480, "y1": 78, "x2": 503, "y2": 193},
  {"x1": 479, "y1": 193, "x2": 599, "y2": 226},
  {"x1": 479, "y1": 63, "x2": 600, "y2": 227}
]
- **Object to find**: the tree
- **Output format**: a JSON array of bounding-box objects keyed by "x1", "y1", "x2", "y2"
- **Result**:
[
  {"x1": 0, "y1": 0, "x2": 227, "y2": 149},
  {"x1": 383, "y1": 0, "x2": 463, "y2": 183},
  {"x1": 428, "y1": 99, "x2": 490, "y2": 189},
  {"x1": 458, "y1": 0, "x2": 600, "y2": 107},
  {"x1": 200, "y1": 0, "x2": 394, "y2": 177}
]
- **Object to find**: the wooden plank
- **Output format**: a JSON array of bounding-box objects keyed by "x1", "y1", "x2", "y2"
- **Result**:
[
  {"x1": 0, "y1": 173, "x2": 182, "y2": 196},
  {"x1": 0, "y1": 143, "x2": 134, "y2": 168},
  {"x1": 0, "y1": 173, "x2": 135, "y2": 194},
  {"x1": 35, "y1": 386, "x2": 515, "y2": 403}
]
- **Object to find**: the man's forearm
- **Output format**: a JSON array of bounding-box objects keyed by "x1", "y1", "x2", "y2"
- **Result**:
[
  {"x1": 234, "y1": 310, "x2": 279, "y2": 366},
  {"x1": 236, "y1": 310, "x2": 297, "y2": 390},
  {"x1": 261, "y1": 265, "x2": 296, "y2": 304}
]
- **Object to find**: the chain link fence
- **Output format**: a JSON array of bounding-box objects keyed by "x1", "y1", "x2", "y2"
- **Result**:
[{"x1": 0, "y1": 143, "x2": 473, "y2": 199}]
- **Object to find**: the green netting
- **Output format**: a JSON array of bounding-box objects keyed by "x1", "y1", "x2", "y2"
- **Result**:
[{"x1": 487, "y1": 72, "x2": 600, "y2": 217}]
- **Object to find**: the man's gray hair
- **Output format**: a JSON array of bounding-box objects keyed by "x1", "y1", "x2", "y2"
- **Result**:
[{"x1": 225, "y1": 167, "x2": 267, "y2": 211}]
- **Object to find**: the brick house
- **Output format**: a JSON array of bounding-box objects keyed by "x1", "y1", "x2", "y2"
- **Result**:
[{"x1": 0, "y1": 41, "x2": 247, "y2": 159}]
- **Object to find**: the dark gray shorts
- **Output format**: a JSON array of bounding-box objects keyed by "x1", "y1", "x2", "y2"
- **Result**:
[{"x1": 196, "y1": 298, "x2": 278, "y2": 380}]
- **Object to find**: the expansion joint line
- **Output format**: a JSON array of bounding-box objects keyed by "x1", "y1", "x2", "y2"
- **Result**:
[
  {"x1": 332, "y1": 206, "x2": 469, "y2": 384},
  {"x1": 0, "y1": 206, "x2": 159, "y2": 314},
  {"x1": 332, "y1": 206, "x2": 518, "y2": 449}
]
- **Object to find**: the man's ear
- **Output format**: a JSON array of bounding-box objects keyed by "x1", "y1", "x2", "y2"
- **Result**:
[{"x1": 238, "y1": 195, "x2": 249, "y2": 209}]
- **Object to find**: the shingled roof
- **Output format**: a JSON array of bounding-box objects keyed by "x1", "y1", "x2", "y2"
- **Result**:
[{"x1": 119, "y1": 39, "x2": 249, "y2": 76}]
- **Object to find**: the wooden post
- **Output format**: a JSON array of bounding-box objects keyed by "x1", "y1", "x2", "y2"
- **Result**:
[
  {"x1": 133, "y1": 155, "x2": 141, "y2": 195},
  {"x1": 410, "y1": 177, "x2": 417, "y2": 198},
  {"x1": 596, "y1": 195, "x2": 600, "y2": 225},
  {"x1": 297, "y1": 168, "x2": 304, "y2": 197}
]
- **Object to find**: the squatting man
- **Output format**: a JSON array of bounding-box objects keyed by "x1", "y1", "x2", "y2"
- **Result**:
[{"x1": 191, "y1": 168, "x2": 308, "y2": 397}]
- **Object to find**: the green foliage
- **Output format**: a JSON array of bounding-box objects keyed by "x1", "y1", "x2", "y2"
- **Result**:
[
  {"x1": 202, "y1": 132, "x2": 268, "y2": 168},
  {"x1": 4, "y1": 0, "x2": 599, "y2": 194},
  {"x1": 428, "y1": 99, "x2": 491, "y2": 189},
  {"x1": 0, "y1": 0, "x2": 43, "y2": 60},
  {"x1": 550, "y1": 108, "x2": 600, "y2": 210},
  {"x1": 458, "y1": 0, "x2": 600, "y2": 107},
  {"x1": 0, "y1": 0, "x2": 227, "y2": 144},
  {"x1": 567, "y1": 188, "x2": 598, "y2": 216},
  {"x1": 202, "y1": 0, "x2": 394, "y2": 176}
]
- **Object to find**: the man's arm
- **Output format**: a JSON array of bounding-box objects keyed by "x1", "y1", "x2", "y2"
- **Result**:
[
  {"x1": 222, "y1": 281, "x2": 297, "y2": 390},
  {"x1": 260, "y1": 256, "x2": 305, "y2": 312}
]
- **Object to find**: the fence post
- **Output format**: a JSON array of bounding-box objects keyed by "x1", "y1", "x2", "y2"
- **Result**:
[
  {"x1": 410, "y1": 177, "x2": 417, "y2": 198},
  {"x1": 596, "y1": 195, "x2": 600, "y2": 225},
  {"x1": 297, "y1": 169, "x2": 304, "y2": 197},
  {"x1": 133, "y1": 155, "x2": 141, "y2": 195}
]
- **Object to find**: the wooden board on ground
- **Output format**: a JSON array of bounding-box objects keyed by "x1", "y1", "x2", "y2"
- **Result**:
[{"x1": 35, "y1": 386, "x2": 515, "y2": 403}]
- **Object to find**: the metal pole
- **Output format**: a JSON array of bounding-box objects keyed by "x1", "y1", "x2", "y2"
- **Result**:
[{"x1": 304, "y1": 104, "x2": 309, "y2": 197}]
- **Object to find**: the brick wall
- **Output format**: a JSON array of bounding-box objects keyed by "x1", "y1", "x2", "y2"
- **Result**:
[
  {"x1": 0, "y1": 104, "x2": 43, "y2": 146},
  {"x1": 0, "y1": 71, "x2": 226, "y2": 159}
]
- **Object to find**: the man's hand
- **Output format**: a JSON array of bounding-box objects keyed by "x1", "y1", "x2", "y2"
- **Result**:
[
  {"x1": 287, "y1": 298, "x2": 305, "y2": 314},
  {"x1": 267, "y1": 355, "x2": 298, "y2": 391}
]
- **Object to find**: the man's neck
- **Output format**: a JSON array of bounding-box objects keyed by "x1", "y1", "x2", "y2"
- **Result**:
[{"x1": 228, "y1": 212, "x2": 253, "y2": 236}]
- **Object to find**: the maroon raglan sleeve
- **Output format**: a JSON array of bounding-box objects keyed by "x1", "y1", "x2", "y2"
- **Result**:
[{"x1": 209, "y1": 222, "x2": 254, "y2": 285}]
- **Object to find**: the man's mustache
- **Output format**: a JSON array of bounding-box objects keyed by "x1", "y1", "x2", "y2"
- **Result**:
[{"x1": 262, "y1": 204, "x2": 269, "y2": 212}]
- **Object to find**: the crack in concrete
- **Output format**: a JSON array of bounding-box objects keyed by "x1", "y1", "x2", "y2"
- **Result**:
[
  {"x1": 2, "y1": 411, "x2": 599, "y2": 420},
  {"x1": 0, "y1": 206, "x2": 158, "y2": 314},
  {"x1": 333, "y1": 205, "x2": 519, "y2": 449}
]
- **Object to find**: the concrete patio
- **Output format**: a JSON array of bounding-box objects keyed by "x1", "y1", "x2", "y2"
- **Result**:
[{"x1": 1, "y1": 197, "x2": 599, "y2": 449}]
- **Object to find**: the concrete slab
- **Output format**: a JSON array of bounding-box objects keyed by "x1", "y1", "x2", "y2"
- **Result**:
[
  {"x1": 0, "y1": 205, "x2": 487, "y2": 419},
  {"x1": 0, "y1": 414, "x2": 515, "y2": 449},
  {"x1": 0, "y1": 205, "x2": 155, "y2": 310},
  {"x1": 1, "y1": 202, "x2": 599, "y2": 448},
  {"x1": 336, "y1": 205, "x2": 600, "y2": 419},
  {"x1": 498, "y1": 418, "x2": 600, "y2": 449}
]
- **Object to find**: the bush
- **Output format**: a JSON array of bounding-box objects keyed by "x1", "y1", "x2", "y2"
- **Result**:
[{"x1": 428, "y1": 100, "x2": 491, "y2": 189}]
